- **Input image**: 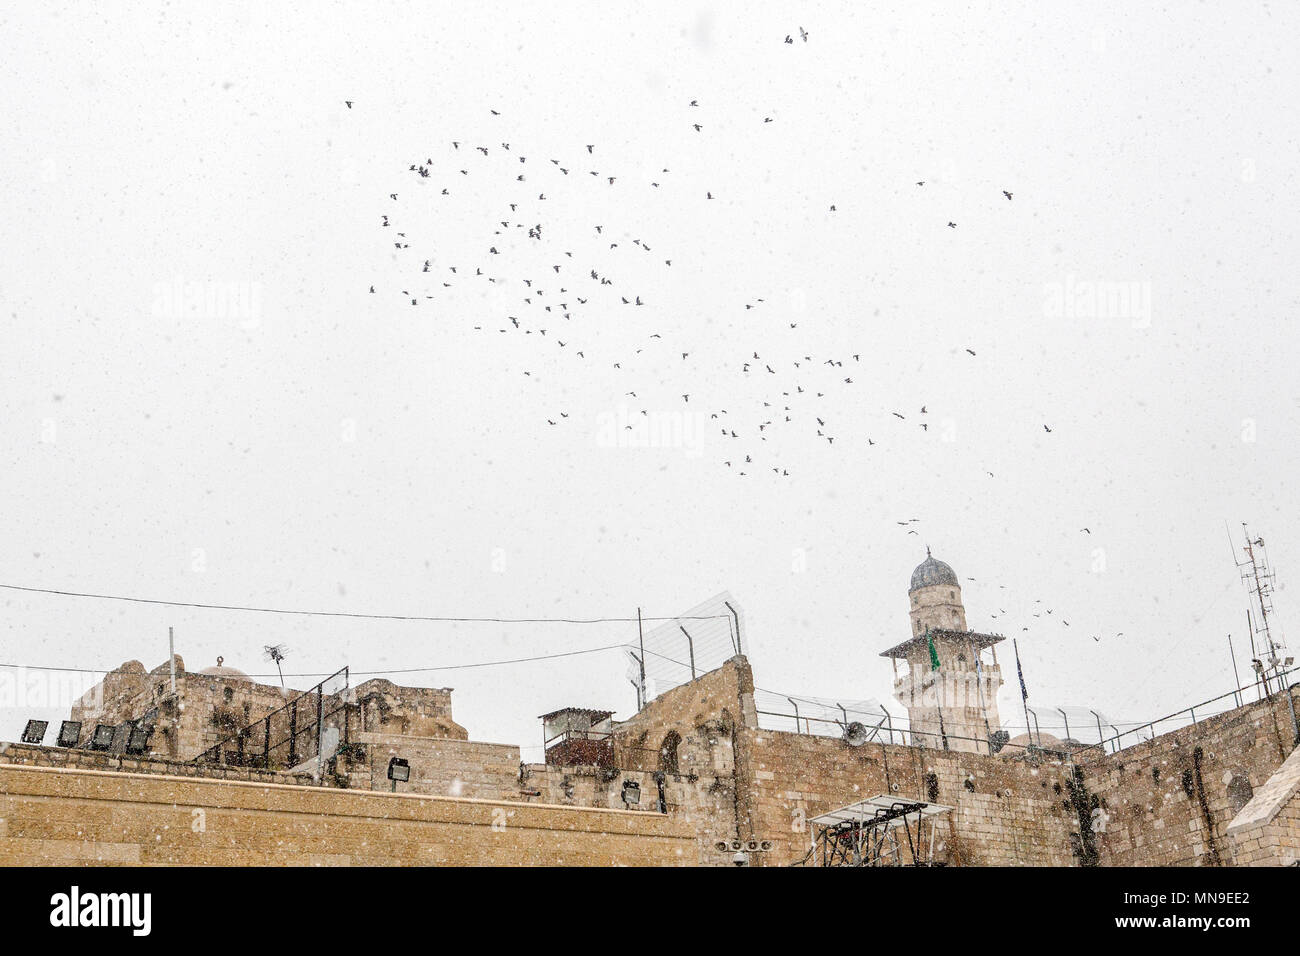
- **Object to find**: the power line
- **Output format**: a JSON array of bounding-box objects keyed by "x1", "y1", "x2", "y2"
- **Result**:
[
  {"x1": 0, "y1": 582, "x2": 729, "y2": 626},
  {"x1": 0, "y1": 641, "x2": 635, "y2": 680}
]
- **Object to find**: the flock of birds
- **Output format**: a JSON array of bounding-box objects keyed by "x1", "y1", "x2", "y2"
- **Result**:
[
  {"x1": 353, "y1": 130, "x2": 1042, "y2": 476},
  {"x1": 350, "y1": 29, "x2": 1059, "y2": 483},
  {"x1": 342, "y1": 29, "x2": 1111, "y2": 650}
]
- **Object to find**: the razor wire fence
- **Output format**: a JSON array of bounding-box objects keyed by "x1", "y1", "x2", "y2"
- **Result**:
[{"x1": 626, "y1": 592, "x2": 744, "y2": 704}]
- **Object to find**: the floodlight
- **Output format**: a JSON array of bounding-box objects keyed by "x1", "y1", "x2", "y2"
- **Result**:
[
  {"x1": 21, "y1": 720, "x2": 48, "y2": 744},
  {"x1": 90, "y1": 724, "x2": 116, "y2": 750},
  {"x1": 110, "y1": 723, "x2": 131, "y2": 753},
  {"x1": 126, "y1": 724, "x2": 151, "y2": 754},
  {"x1": 621, "y1": 780, "x2": 641, "y2": 805},
  {"x1": 387, "y1": 757, "x2": 410, "y2": 790},
  {"x1": 56, "y1": 720, "x2": 82, "y2": 748}
]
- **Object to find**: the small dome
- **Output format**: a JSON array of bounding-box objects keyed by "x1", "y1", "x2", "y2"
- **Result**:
[
  {"x1": 910, "y1": 550, "x2": 959, "y2": 591},
  {"x1": 197, "y1": 657, "x2": 251, "y2": 681}
]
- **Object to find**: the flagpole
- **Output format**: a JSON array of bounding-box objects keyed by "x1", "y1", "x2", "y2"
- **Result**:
[
  {"x1": 925, "y1": 627, "x2": 949, "y2": 751},
  {"x1": 975, "y1": 656, "x2": 992, "y2": 754},
  {"x1": 1014, "y1": 638, "x2": 1032, "y2": 750}
]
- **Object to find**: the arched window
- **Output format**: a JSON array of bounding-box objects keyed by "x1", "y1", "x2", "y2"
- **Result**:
[
  {"x1": 1227, "y1": 774, "x2": 1254, "y2": 815},
  {"x1": 659, "y1": 731, "x2": 681, "y2": 774}
]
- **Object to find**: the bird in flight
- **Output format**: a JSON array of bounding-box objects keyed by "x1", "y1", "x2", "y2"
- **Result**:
[
  {"x1": 1003, "y1": 190, "x2": 1013, "y2": 200},
  {"x1": 965, "y1": 348, "x2": 976, "y2": 356},
  {"x1": 947, "y1": 222, "x2": 957, "y2": 229},
  {"x1": 1043, "y1": 424, "x2": 1053, "y2": 433},
  {"x1": 345, "y1": 100, "x2": 353, "y2": 109}
]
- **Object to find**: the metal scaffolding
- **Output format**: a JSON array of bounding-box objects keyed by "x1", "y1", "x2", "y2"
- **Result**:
[{"x1": 797, "y1": 795, "x2": 952, "y2": 867}]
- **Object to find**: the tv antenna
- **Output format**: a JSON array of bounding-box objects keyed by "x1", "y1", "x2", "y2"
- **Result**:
[
  {"x1": 1230, "y1": 524, "x2": 1292, "y2": 697},
  {"x1": 263, "y1": 644, "x2": 289, "y2": 687}
]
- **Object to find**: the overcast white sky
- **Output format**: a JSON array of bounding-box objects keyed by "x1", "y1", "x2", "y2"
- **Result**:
[{"x1": 2, "y1": 2, "x2": 1298, "y2": 758}]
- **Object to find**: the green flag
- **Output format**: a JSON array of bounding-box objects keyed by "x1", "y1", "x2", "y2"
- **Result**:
[{"x1": 926, "y1": 627, "x2": 940, "y2": 671}]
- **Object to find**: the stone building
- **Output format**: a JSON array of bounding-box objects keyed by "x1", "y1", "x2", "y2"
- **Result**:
[
  {"x1": 883, "y1": 550, "x2": 1005, "y2": 754},
  {"x1": 70, "y1": 654, "x2": 466, "y2": 758},
  {"x1": 5, "y1": 552, "x2": 1299, "y2": 866}
]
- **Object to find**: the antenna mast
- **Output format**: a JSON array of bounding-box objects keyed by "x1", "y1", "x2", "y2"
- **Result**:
[{"x1": 1232, "y1": 525, "x2": 1291, "y2": 696}]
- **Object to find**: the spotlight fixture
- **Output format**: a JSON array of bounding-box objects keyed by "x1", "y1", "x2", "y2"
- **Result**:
[
  {"x1": 621, "y1": 780, "x2": 642, "y2": 806},
  {"x1": 387, "y1": 757, "x2": 410, "y2": 791},
  {"x1": 90, "y1": 724, "x2": 116, "y2": 751},
  {"x1": 843, "y1": 721, "x2": 870, "y2": 747},
  {"x1": 56, "y1": 720, "x2": 82, "y2": 748},
  {"x1": 21, "y1": 720, "x2": 48, "y2": 745},
  {"x1": 126, "y1": 723, "x2": 151, "y2": 754}
]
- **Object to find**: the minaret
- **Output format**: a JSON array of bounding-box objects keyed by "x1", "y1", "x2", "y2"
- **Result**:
[
  {"x1": 909, "y1": 546, "x2": 967, "y2": 636},
  {"x1": 881, "y1": 550, "x2": 1005, "y2": 754}
]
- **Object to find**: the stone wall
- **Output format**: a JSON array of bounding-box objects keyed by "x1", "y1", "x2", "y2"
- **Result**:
[
  {"x1": 0, "y1": 763, "x2": 694, "y2": 866},
  {"x1": 593, "y1": 656, "x2": 1082, "y2": 866},
  {"x1": 1225, "y1": 741, "x2": 1300, "y2": 865},
  {"x1": 71, "y1": 657, "x2": 297, "y2": 759},
  {"x1": 353, "y1": 680, "x2": 465, "y2": 740},
  {"x1": 1083, "y1": 688, "x2": 1300, "y2": 866},
  {"x1": 66, "y1": 657, "x2": 468, "y2": 764},
  {"x1": 588, "y1": 656, "x2": 1300, "y2": 867},
  {"x1": 742, "y1": 728, "x2": 1080, "y2": 866},
  {"x1": 519, "y1": 762, "x2": 739, "y2": 866},
  {"x1": 348, "y1": 731, "x2": 519, "y2": 800},
  {"x1": 0, "y1": 740, "x2": 313, "y2": 786}
]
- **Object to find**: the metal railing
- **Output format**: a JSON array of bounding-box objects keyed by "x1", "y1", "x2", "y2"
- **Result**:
[
  {"x1": 755, "y1": 666, "x2": 1300, "y2": 763},
  {"x1": 193, "y1": 667, "x2": 351, "y2": 780},
  {"x1": 1074, "y1": 666, "x2": 1299, "y2": 763}
]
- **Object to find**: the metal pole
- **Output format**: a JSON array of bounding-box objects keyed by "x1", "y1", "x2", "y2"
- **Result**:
[
  {"x1": 342, "y1": 666, "x2": 350, "y2": 755},
  {"x1": 724, "y1": 601, "x2": 741, "y2": 655},
  {"x1": 934, "y1": 678, "x2": 949, "y2": 751},
  {"x1": 787, "y1": 697, "x2": 801, "y2": 734},
  {"x1": 1248, "y1": 609, "x2": 1265, "y2": 700},
  {"x1": 975, "y1": 656, "x2": 992, "y2": 754},
  {"x1": 636, "y1": 607, "x2": 647, "y2": 706},
  {"x1": 168, "y1": 626, "x2": 176, "y2": 696},
  {"x1": 1014, "y1": 638, "x2": 1033, "y2": 748},
  {"x1": 681, "y1": 625, "x2": 696, "y2": 679},
  {"x1": 1228, "y1": 634, "x2": 1243, "y2": 708},
  {"x1": 315, "y1": 681, "x2": 324, "y2": 784}
]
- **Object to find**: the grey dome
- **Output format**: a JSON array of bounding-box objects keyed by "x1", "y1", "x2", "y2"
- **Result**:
[{"x1": 910, "y1": 552, "x2": 959, "y2": 591}]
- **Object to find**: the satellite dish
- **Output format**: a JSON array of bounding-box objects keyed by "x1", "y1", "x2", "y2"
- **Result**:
[{"x1": 844, "y1": 721, "x2": 871, "y2": 747}]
